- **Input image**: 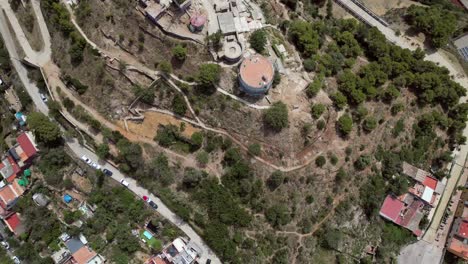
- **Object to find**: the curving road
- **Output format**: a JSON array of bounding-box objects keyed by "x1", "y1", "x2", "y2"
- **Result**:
[{"x1": 0, "y1": 1, "x2": 221, "y2": 263}]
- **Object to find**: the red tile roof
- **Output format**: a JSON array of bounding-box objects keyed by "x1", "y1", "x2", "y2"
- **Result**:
[
  {"x1": 423, "y1": 176, "x2": 438, "y2": 190},
  {"x1": 380, "y1": 195, "x2": 404, "y2": 221},
  {"x1": 72, "y1": 246, "x2": 97, "y2": 264},
  {"x1": 16, "y1": 133, "x2": 37, "y2": 159},
  {"x1": 459, "y1": 220, "x2": 468, "y2": 239},
  {"x1": 5, "y1": 213, "x2": 20, "y2": 232}
]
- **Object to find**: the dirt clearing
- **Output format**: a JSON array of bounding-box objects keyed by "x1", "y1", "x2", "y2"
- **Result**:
[{"x1": 118, "y1": 111, "x2": 201, "y2": 140}]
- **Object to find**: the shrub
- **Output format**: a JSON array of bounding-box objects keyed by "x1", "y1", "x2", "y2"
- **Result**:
[
  {"x1": 172, "y1": 44, "x2": 187, "y2": 60},
  {"x1": 248, "y1": 143, "x2": 261, "y2": 156},
  {"x1": 267, "y1": 171, "x2": 285, "y2": 190},
  {"x1": 363, "y1": 116, "x2": 377, "y2": 132},
  {"x1": 337, "y1": 114, "x2": 353, "y2": 136},
  {"x1": 330, "y1": 91, "x2": 347, "y2": 110},
  {"x1": 264, "y1": 101, "x2": 289, "y2": 131},
  {"x1": 317, "y1": 119, "x2": 326, "y2": 130},
  {"x1": 311, "y1": 103, "x2": 325, "y2": 119},
  {"x1": 158, "y1": 60, "x2": 172, "y2": 74},
  {"x1": 196, "y1": 151, "x2": 209, "y2": 165},
  {"x1": 315, "y1": 155, "x2": 326, "y2": 167}
]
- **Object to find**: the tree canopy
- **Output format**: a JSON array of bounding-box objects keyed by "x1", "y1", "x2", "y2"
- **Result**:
[
  {"x1": 28, "y1": 112, "x2": 62, "y2": 145},
  {"x1": 264, "y1": 102, "x2": 289, "y2": 131}
]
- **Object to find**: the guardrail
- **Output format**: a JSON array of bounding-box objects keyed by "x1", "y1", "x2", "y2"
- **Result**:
[{"x1": 334, "y1": 0, "x2": 389, "y2": 27}]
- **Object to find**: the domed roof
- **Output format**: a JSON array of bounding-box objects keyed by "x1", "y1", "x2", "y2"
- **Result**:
[{"x1": 190, "y1": 15, "x2": 206, "y2": 27}]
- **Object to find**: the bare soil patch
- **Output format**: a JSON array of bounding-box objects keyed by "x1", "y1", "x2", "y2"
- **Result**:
[{"x1": 118, "y1": 111, "x2": 201, "y2": 140}]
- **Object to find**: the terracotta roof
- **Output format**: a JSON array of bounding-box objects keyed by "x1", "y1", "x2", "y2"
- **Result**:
[
  {"x1": 448, "y1": 238, "x2": 468, "y2": 260},
  {"x1": 239, "y1": 55, "x2": 274, "y2": 89},
  {"x1": 379, "y1": 195, "x2": 404, "y2": 221},
  {"x1": 72, "y1": 246, "x2": 97, "y2": 264},
  {"x1": 5, "y1": 213, "x2": 21, "y2": 232},
  {"x1": 423, "y1": 176, "x2": 438, "y2": 190},
  {"x1": 0, "y1": 184, "x2": 20, "y2": 206}
]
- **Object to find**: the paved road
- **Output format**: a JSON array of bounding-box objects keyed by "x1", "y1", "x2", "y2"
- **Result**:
[
  {"x1": 0, "y1": 0, "x2": 50, "y2": 66},
  {"x1": 0, "y1": 10, "x2": 48, "y2": 114},
  {"x1": 0, "y1": 2, "x2": 221, "y2": 263}
]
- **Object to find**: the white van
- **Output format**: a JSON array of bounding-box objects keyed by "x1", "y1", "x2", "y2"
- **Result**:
[{"x1": 120, "y1": 179, "x2": 130, "y2": 187}]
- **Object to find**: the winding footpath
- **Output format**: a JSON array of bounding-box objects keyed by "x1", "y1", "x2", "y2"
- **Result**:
[{"x1": 0, "y1": 1, "x2": 221, "y2": 263}]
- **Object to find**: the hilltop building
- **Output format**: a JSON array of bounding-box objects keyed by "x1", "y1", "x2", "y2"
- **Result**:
[{"x1": 238, "y1": 55, "x2": 274, "y2": 96}]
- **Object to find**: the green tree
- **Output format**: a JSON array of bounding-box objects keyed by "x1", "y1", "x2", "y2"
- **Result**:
[
  {"x1": 47, "y1": 100, "x2": 62, "y2": 119},
  {"x1": 172, "y1": 44, "x2": 187, "y2": 60},
  {"x1": 264, "y1": 101, "x2": 289, "y2": 131},
  {"x1": 265, "y1": 204, "x2": 291, "y2": 226},
  {"x1": 197, "y1": 64, "x2": 221, "y2": 91},
  {"x1": 362, "y1": 116, "x2": 377, "y2": 132},
  {"x1": 315, "y1": 155, "x2": 326, "y2": 167},
  {"x1": 406, "y1": 5, "x2": 457, "y2": 48},
  {"x1": 267, "y1": 170, "x2": 285, "y2": 190},
  {"x1": 158, "y1": 60, "x2": 172, "y2": 74},
  {"x1": 337, "y1": 114, "x2": 353, "y2": 136},
  {"x1": 28, "y1": 112, "x2": 62, "y2": 145},
  {"x1": 172, "y1": 94, "x2": 187, "y2": 116},
  {"x1": 133, "y1": 85, "x2": 155, "y2": 104},
  {"x1": 330, "y1": 91, "x2": 347, "y2": 110},
  {"x1": 289, "y1": 20, "x2": 320, "y2": 57},
  {"x1": 249, "y1": 29, "x2": 267, "y2": 53},
  {"x1": 96, "y1": 143, "x2": 110, "y2": 160},
  {"x1": 248, "y1": 143, "x2": 261, "y2": 156},
  {"x1": 311, "y1": 103, "x2": 325, "y2": 119}
]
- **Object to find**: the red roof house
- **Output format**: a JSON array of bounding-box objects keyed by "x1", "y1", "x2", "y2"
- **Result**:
[
  {"x1": 423, "y1": 176, "x2": 438, "y2": 191},
  {"x1": 379, "y1": 194, "x2": 424, "y2": 237},
  {"x1": 12, "y1": 132, "x2": 38, "y2": 167},
  {"x1": 4, "y1": 213, "x2": 24, "y2": 235},
  {"x1": 380, "y1": 195, "x2": 404, "y2": 222}
]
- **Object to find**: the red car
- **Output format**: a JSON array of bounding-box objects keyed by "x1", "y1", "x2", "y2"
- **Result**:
[{"x1": 142, "y1": 195, "x2": 149, "y2": 201}]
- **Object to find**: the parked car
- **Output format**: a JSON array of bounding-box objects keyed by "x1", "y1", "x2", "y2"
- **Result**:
[
  {"x1": 1, "y1": 241, "x2": 9, "y2": 249},
  {"x1": 91, "y1": 162, "x2": 101, "y2": 170},
  {"x1": 102, "y1": 168, "x2": 113, "y2": 176},
  {"x1": 40, "y1": 93, "x2": 48, "y2": 103},
  {"x1": 120, "y1": 179, "x2": 130, "y2": 187},
  {"x1": 206, "y1": 259, "x2": 211, "y2": 264},
  {"x1": 81, "y1": 155, "x2": 90, "y2": 163},
  {"x1": 142, "y1": 195, "x2": 149, "y2": 201},
  {"x1": 148, "y1": 200, "x2": 158, "y2": 209},
  {"x1": 12, "y1": 256, "x2": 20, "y2": 264},
  {"x1": 0, "y1": 233, "x2": 4, "y2": 241}
]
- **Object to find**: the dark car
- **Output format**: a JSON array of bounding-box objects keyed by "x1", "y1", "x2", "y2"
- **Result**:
[
  {"x1": 206, "y1": 259, "x2": 211, "y2": 264},
  {"x1": 102, "y1": 169, "x2": 113, "y2": 176},
  {"x1": 148, "y1": 200, "x2": 158, "y2": 209}
]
